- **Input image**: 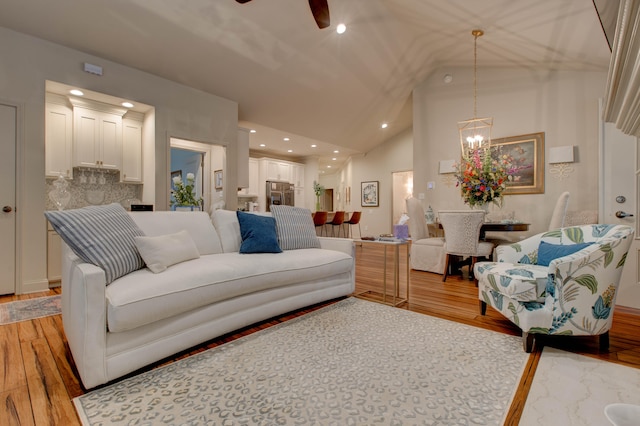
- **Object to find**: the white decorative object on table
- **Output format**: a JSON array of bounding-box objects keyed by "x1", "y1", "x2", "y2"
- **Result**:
[
  {"x1": 605, "y1": 404, "x2": 640, "y2": 426},
  {"x1": 48, "y1": 175, "x2": 71, "y2": 210}
]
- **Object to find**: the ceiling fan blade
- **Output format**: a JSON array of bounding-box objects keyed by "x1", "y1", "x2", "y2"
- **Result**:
[
  {"x1": 236, "y1": 0, "x2": 252, "y2": 4},
  {"x1": 308, "y1": 0, "x2": 330, "y2": 29}
]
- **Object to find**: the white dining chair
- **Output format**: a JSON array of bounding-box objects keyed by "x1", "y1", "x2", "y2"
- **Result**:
[{"x1": 438, "y1": 210, "x2": 494, "y2": 282}]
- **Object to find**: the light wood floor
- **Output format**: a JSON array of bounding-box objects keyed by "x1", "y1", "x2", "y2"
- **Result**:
[{"x1": 2, "y1": 243, "x2": 639, "y2": 425}]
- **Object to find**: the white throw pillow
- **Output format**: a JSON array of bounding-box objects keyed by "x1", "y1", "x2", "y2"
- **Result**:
[{"x1": 134, "y1": 230, "x2": 200, "y2": 273}]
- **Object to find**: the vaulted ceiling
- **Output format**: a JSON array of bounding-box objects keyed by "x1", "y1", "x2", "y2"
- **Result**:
[{"x1": 0, "y1": 0, "x2": 614, "y2": 170}]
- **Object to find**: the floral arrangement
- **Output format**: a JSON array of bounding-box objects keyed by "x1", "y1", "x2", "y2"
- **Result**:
[
  {"x1": 313, "y1": 180, "x2": 325, "y2": 197},
  {"x1": 313, "y1": 180, "x2": 325, "y2": 211},
  {"x1": 454, "y1": 147, "x2": 514, "y2": 208},
  {"x1": 172, "y1": 173, "x2": 202, "y2": 207}
]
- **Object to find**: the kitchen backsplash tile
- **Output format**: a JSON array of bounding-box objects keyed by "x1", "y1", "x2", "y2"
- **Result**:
[{"x1": 45, "y1": 170, "x2": 142, "y2": 211}]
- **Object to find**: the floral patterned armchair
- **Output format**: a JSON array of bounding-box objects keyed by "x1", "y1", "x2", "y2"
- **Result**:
[{"x1": 474, "y1": 224, "x2": 634, "y2": 352}]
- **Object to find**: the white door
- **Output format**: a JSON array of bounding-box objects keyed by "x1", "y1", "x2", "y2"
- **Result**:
[
  {"x1": 0, "y1": 102, "x2": 16, "y2": 295},
  {"x1": 601, "y1": 120, "x2": 640, "y2": 309}
]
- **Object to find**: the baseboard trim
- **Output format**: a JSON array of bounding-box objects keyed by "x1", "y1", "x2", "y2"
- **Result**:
[
  {"x1": 615, "y1": 305, "x2": 640, "y2": 317},
  {"x1": 20, "y1": 278, "x2": 50, "y2": 294}
]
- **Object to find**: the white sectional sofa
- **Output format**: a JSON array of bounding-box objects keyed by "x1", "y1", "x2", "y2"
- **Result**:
[{"x1": 53, "y1": 206, "x2": 355, "y2": 389}]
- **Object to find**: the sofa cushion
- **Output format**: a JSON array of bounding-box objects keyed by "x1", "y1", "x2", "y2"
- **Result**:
[
  {"x1": 134, "y1": 230, "x2": 200, "y2": 273},
  {"x1": 237, "y1": 211, "x2": 282, "y2": 254},
  {"x1": 537, "y1": 241, "x2": 593, "y2": 266},
  {"x1": 271, "y1": 205, "x2": 321, "y2": 250},
  {"x1": 129, "y1": 211, "x2": 223, "y2": 255},
  {"x1": 212, "y1": 209, "x2": 242, "y2": 253},
  {"x1": 474, "y1": 262, "x2": 548, "y2": 302},
  {"x1": 105, "y1": 248, "x2": 353, "y2": 332},
  {"x1": 45, "y1": 203, "x2": 144, "y2": 284}
]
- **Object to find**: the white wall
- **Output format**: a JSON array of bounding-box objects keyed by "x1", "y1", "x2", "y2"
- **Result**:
[
  {"x1": 414, "y1": 67, "x2": 607, "y2": 236},
  {"x1": 346, "y1": 128, "x2": 413, "y2": 236},
  {"x1": 0, "y1": 27, "x2": 238, "y2": 293}
]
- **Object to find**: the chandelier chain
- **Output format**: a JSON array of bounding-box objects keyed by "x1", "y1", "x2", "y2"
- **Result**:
[{"x1": 473, "y1": 31, "x2": 478, "y2": 119}]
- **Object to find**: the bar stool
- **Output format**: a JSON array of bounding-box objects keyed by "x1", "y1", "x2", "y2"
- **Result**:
[
  {"x1": 313, "y1": 211, "x2": 328, "y2": 236},
  {"x1": 327, "y1": 211, "x2": 345, "y2": 237},
  {"x1": 343, "y1": 211, "x2": 362, "y2": 239}
]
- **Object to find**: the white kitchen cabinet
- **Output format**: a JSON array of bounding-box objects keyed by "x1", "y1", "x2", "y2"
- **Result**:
[
  {"x1": 45, "y1": 94, "x2": 73, "y2": 178},
  {"x1": 292, "y1": 163, "x2": 305, "y2": 188},
  {"x1": 265, "y1": 160, "x2": 291, "y2": 182},
  {"x1": 239, "y1": 158, "x2": 259, "y2": 196},
  {"x1": 71, "y1": 99, "x2": 127, "y2": 170},
  {"x1": 294, "y1": 186, "x2": 306, "y2": 208},
  {"x1": 121, "y1": 112, "x2": 144, "y2": 183}
]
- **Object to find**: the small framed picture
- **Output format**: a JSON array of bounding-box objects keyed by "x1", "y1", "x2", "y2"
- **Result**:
[
  {"x1": 361, "y1": 181, "x2": 379, "y2": 207},
  {"x1": 214, "y1": 170, "x2": 223, "y2": 190}
]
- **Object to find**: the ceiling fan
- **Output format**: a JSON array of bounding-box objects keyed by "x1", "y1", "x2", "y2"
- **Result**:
[{"x1": 235, "y1": 0, "x2": 330, "y2": 29}]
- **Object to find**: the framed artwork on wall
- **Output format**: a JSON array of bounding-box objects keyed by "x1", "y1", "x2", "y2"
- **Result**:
[
  {"x1": 491, "y1": 132, "x2": 545, "y2": 195},
  {"x1": 361, "y1": 181, "x2": 379, "y2": 207},
  {"x1": 214, "y1": 170, "x2": 223, "y2": 190}
]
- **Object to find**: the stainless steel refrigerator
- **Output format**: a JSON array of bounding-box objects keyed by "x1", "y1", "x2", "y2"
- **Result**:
[{"x1": 266, "y1": 181, "x2": 295, "y2": 211}]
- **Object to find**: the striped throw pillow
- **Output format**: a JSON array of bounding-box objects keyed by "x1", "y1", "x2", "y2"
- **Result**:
[
  {"x1": 45, "y1": 203, "x2": 145, "y2": 284},
  {"x1": 271, "y1": 205, "x2": 321, "y2": 250}
]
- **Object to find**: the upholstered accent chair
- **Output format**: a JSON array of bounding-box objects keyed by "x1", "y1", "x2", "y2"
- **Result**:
[
  {"x1": 405, "y1": 198, "x2": 446, "y2": 274},
  {"x1": 548, "y1": 191, "x2": 570, "y2": 230},
  {"x1": 438, "y1": 210, "x2": 494, "y2": 282},
  {"x1": 475, "y1": 224, "x2": 634, "y2": 352}
]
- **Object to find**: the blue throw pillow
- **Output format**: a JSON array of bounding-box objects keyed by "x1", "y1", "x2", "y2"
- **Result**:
[
  {"x1": 236, "y1": 211, "x2": 282, "y2": 254},
  {"x1": 537, "y1": 241, "x2": 593, "y2": 266}
]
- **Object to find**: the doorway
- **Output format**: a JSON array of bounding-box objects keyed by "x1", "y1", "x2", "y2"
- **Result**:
[
  {"x1": 392, "y1": 170, "x2": 413, "y2": 226},
  {"x1": 170, "y1": 148, "x2": 204, "y2": 209},
  {"x1": 322, "y1": 189, "x2": 333, "y2": 212},
  {"x1": 0, "y1": 102, "x2": 17, "y2": 295},
  {"x1": 601, "y1": 117, "x2": 640, "y2": 308},
  {"x1": 169, "y1": 137, "x2": 226, "y2": 213}
]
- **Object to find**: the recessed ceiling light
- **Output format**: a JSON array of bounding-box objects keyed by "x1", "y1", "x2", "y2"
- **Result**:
[
  {"x1": 311, "y1": 144, "x2": 317, "y2": 148},
  {"x1": 287, "y1": 149, "x2": 293, "y2": 153},
  {"x1": 122, "y1": 102, "x2": 134, "y2": 108},
  {"x1": 283, "y1": 137, "x2": 290, "y2": 141},
  {"x1": 333, "y1": 150, "x2": 339, "y2": 153},
  {"x1": 259, "y1": 143, "x2": 266, "y2": 147},
  {"x1": 327, "y1": 165, "x2": 332, "y2": 168},
  {"x1": 250, "y1": 129, "x2": 256, "y2": 133},
  {"x1": 381, "y1": 123, "x2": 388, "y2": 129},
  {"x1": 332, "y1": 158, "x2": 337, "y2": 161},
  {"x1": 336, "y1": 23, "x2": 346, "y2": 34},
  {"x1": 70, "y1": 89, "x2": 84, "y2": 96}
]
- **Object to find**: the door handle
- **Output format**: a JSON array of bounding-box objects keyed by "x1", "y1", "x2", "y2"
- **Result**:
[
  {"x1": 615, "y1": 211, "x2": 634, "y2": 218},
  {"x1": 2, "y1": 206, "x2": 12, "y2": 213}
]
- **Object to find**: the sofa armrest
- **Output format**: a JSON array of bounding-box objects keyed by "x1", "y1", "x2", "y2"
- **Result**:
[
  {"x1": 318, "y1": 237, "x2": 355, "y2": 258},
  {"x1": 61, "y1": 244, "x2": 109, "y2": 389}
]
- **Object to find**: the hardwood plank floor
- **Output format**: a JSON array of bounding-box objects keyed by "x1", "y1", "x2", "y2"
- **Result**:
[{"x1": 1, "y1": 243, "x2": 639, "y2": 425}]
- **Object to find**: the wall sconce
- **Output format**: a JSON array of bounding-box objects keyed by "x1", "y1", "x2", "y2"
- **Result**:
[
  {"x1": 548, "y1": 146, "x2": 575, "y2": 180},
  {"x1": 439, "y1": 159, "x2": 457, "y2": 187}
]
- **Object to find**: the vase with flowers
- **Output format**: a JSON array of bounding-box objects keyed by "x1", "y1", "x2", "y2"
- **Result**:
[
  {"x1": 313, "y1": 180, "x2": 325, "y2": 211},
  {"x1": 171, "y1": 173, "x2": 202, "y2": 210},
  {"x1": 454, "y1": 147, "x2": 515, "y2": 209}
]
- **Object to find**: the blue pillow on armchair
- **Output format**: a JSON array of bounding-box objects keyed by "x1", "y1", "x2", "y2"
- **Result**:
[
  {"x1": 537, "y1": 241, "x2": 593, "y2": 266},
  {"x1": 236, "y1": 211, "x2": 282, "y2": 254}
]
